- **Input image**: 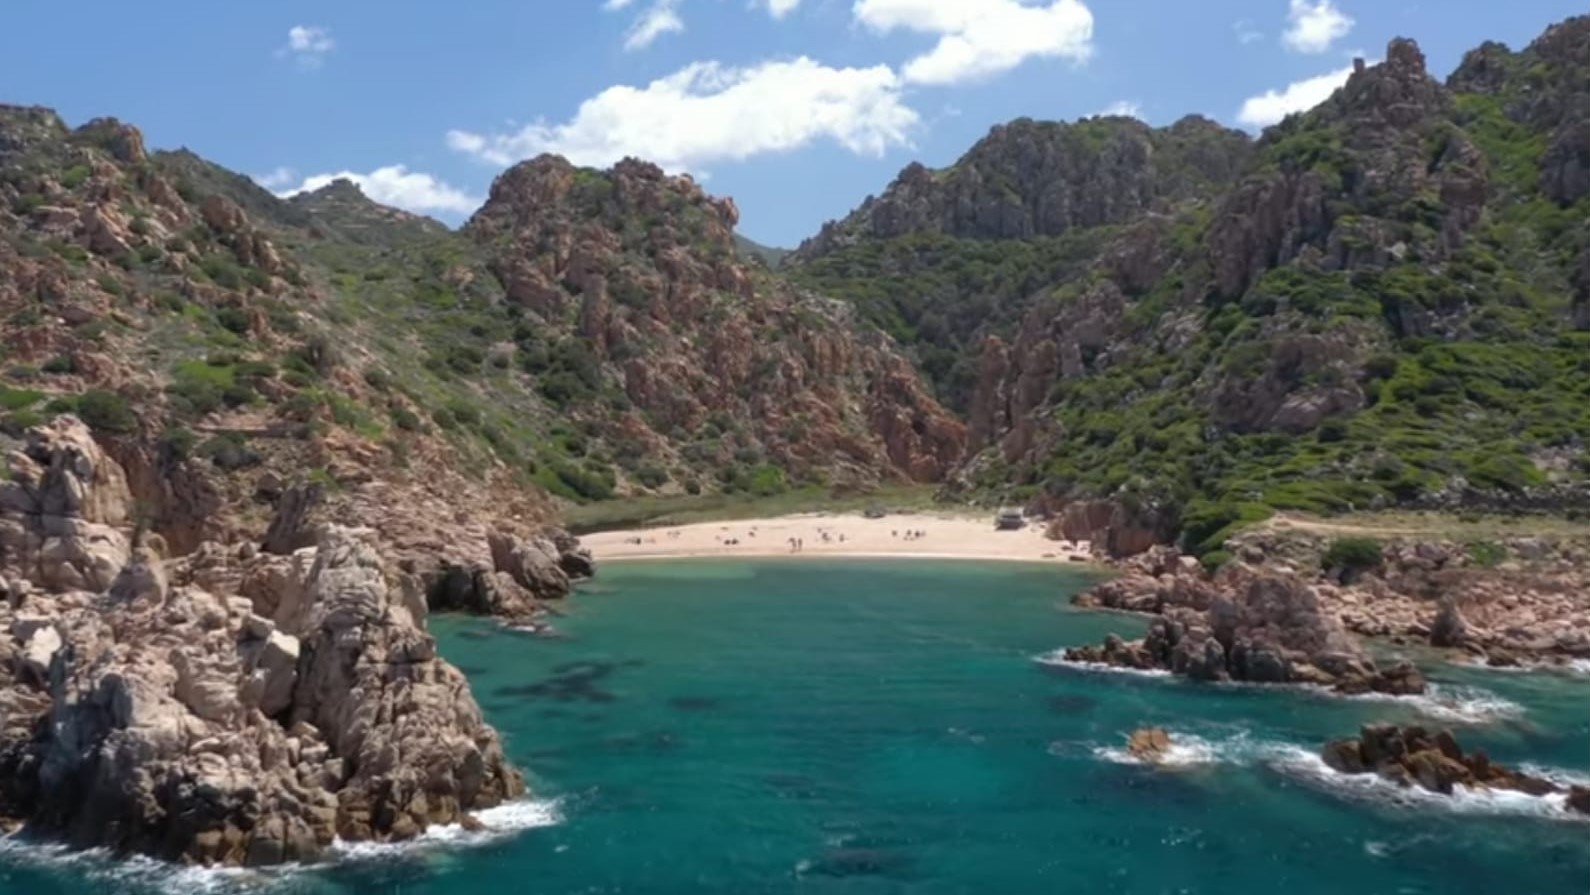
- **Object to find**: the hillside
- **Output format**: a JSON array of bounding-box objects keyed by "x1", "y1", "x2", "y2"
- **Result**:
[
  {"x1": 0, "y1": 108, "x2": 962, "y2": 571},
  {"x1": 788, "y1": 19, "x2": 1590, "y2": 558}
]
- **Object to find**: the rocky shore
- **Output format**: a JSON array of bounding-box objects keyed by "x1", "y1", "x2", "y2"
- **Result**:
[
  {"x1": 0, "y1": 417, "x2": 586, "y2": 866},
  {"x1": 1063, "y1": 562, "x2": 1426, "y2": 694},
  {"x1": 1071, "y1": 535, "x2": 1590, "y2": 670},
  {"x1": 1322, "y1": 724, "x2": 1590, "y2": 813}
]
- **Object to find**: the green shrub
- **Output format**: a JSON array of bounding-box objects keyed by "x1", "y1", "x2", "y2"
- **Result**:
[
  {"x1": 160, "y1": 426, "x2": 198, "y2": 461},
  {"x1": 40, "y1": 354, "x2": 76, "y2": 376},
  {"x1": 0, "y1": 386, "x2": 43, "y2": 411},
  {"x1": 198, "y1": 433, "x2": 263, "y2": 471},
  {"x1": 60, "y1": 165, "x2": 91, "y2": 189},
  {"x1": 1466, "y1": 541, "x2": 1506, "y2": 569},
  {"x1": 390, "y1": 405, "x2": 422, "y2": 432},
  {"x1": 1322, "y1": 537, "x2": 1383, "y2": 575},
  {"x1": 75, "y1": 389, "x2": 137, "y2": 434},
  {"x1": 635, "y1": 464, "x2": 670, "y2": 489}
]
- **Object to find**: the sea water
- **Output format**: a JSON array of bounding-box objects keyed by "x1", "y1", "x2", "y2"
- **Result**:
[{"x1": 2, "y1": 558, "x2": 1585, "y2": 894}]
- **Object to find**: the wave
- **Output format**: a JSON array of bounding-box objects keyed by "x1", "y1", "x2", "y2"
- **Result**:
[
  {"x1": 1092, "y1": 731, "x2": 1236, "y2": 768},
  {"x1": 1330, "y1": 683, "x2": 1525, "y2": 725},
  {"x1": 1270, "y1": 747, "x2": 1586, "y2": 823},
  {"x1": 1032, "y1": 652, "x2": 1173, "y2": 678},
  {"x1": 1036, "y1": 651, "x2": 1523, "y2": 724},
  {"x1": 0, "y1": 798, "x2": 560, "y2": 894},
  {"x1": 330, "y1": 798, "x2": 561, "y2": 859},
  {"x1": 1085, "y1": 730, "x2": 1585, "y2": 823}
]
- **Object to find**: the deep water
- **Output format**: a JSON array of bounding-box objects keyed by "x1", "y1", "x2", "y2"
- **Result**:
[{"x1": 2, "y1": 558, "x2": 1586, "y2": 894}]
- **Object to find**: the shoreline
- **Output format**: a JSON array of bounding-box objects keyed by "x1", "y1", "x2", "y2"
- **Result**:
[{"x1": 581, "y1": 511, "x2": 1097, "y2": 566}]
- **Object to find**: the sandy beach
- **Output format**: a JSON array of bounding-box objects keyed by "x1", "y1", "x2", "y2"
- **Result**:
[{"x1": 582, "y1": 511, "x2": 1093, "y2": 564}]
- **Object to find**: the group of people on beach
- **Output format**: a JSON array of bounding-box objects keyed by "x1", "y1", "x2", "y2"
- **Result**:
[{"x1": 893, "y1": 529, "x2": 928, "y2": 540}]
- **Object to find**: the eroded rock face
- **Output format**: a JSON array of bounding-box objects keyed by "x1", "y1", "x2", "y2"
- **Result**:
[
  {"x1": 1065, "y1": 564, "x2": 1426, "y2": 694},
  {"x1": 0, "y1": 416, "x2": 131, "y2": 592},
  {"x1": 0, "y1": 421, "x2": 526, "y2": 867},
  {"x1": 463, "y1": 155, "x2": 966, "y2": 487}
]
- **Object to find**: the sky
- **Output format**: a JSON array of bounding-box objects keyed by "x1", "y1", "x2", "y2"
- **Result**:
[{"x1": 2, "y1": 1, "x2": 1584, "y2": 246}]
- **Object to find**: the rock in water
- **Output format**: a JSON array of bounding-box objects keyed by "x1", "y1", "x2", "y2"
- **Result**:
[
  {"x1": 0, "y1": 427, "x2": 525, "y2": 867},
  {"x1": 1126, "y1": 728, "x2": 1172, "y2": 762},
  {"x1": 1063, "y1": 565, "x2": 1426, "y2": 694},
  {"x1": 1321, "y1": 724, "x2": 1573, "y2": 804},
  {"x1": 1429, "y1": 599, "x2": 1470, "y2": 648}
]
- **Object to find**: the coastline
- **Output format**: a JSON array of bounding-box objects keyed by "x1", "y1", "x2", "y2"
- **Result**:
[{"x1": 582, "y1": 511, "x2": 1095, "y2": 566}]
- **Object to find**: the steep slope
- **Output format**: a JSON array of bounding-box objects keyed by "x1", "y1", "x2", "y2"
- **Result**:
[
  {"x1": 786, "y1": 115, "x2": 1253, "y2": 410},
  {"x1": 0, "y1": 110, "x2": 961, "y2": 562},
  {"x1": 462, "y1": 157, "x2": 965, "y2": 490},
  {"x1": 791, "y1": 20, "x2": 1590, "y2": 557}
]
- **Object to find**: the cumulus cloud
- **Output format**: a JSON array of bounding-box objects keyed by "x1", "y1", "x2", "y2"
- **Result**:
[
  {"x1": 1097, "y1": 100, "x2": 1143, "y2": 119},
  {"x1": 853, "y1": 0, "x2": 1094, "y2": 85},
  {"x1": 1281, "y1": 0, "x2": 1353, "y2": 54},
  {"x1": 764, "y1": 0, "x2": 802, "y2": 16},
  {"x1": 278, "y1": 25, "x2": 335, "y2": 66},
  {"x1": 267, "y1": 165, "x2": 482, "y2": 216},
  {"x1": 1236, "y1": 63, "x2": 1356, "y2": 127},
  {"x1": 447, "y1": 57, "x2": 917, "y2": 173}
]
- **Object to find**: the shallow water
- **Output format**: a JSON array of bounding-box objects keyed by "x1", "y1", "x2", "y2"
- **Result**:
[{"x1": 3, "y1": 558, "x2": 1586, "y2": 894}]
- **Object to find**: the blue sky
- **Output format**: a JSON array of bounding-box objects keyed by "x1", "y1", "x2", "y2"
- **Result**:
[{"x1": 2, "y1": 1, "x2": 1583, "y2": 246}]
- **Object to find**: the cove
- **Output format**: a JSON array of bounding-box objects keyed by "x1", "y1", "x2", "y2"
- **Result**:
[{"x1": 3, "y1": 558, "x2": 1587, "y2": 894}]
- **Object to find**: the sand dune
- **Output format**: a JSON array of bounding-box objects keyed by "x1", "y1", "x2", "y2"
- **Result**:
[{"x1": 582, "y1": 512, "x2": 1091, "y2": 564}]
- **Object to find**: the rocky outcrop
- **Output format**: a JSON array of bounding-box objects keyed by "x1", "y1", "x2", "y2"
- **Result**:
[
  {"x1": 792, "y1": 116, "x2": 1251, "y2": 260},
  {"x1": 1126, "y1": 727, "x2": 1172, "y2": 763},
  {"x1": 1053, "y1": 499, "x2": 1176, "y2": 559},
  {"x1": 1065, "y1": 564, "x2": 1426, "y2": 694},
  {"x1": 0, "y1": 420, "x2": 527, "y2": 867},
  {"x1": 1322, "y1": 724, "x2": 1590, "y2": 812},
  {"x1": 0, "y1": 416, "x2": 131, "y2": 592},
  {"x1": 463, "y1": 155, "x2": 965, "y2": 488},
  {"x1": 1225, "y1": 530, "x2": 1590, "y2": 666}
]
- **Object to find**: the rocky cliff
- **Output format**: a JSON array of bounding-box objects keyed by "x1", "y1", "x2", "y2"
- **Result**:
[
  {"x1": 0, "y1": 418, "x2": 524, "y2": 865},
  {"x1": 789, "y1": 18, "x2": 1590, "y2": 557},
  {"x1": 462, "y1": 156, "x2": 965, "y2": 488}
]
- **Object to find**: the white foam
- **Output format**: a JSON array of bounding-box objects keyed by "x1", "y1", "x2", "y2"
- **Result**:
[
  {"x1": 1085, "y1": 732, "x2": 1588, "y2": 823},
  {"x1": 1567, "y1": 659, "x2": 1590, "y2": 676},
  {"x1": 1268, "y1": 746, "x2": 1586, "y2": 823},
  {"x1": 0, "y1": 798, "x2": 561, "y2": 893},
  {"x1": 1033, "y1": 652, "x2": 1173, "y2": 678},
  {"x1": 0, "y1": 837, "x2": 259, "y2": 895},
  {"x1": 1332, "y1": 683, "x2": 1524, "y2": 725},
  {"x1": 331, "y1": 798, "x2": 561, "y2": 859},
  {"x1": 1093, "y1": 732, "x2": 1226, "y2": 768}
]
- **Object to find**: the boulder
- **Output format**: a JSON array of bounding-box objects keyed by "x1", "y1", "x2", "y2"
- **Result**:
[
  {"x1": 1126, "y1": 727, "x2": 1172, "y2": 762},
  {"x1": 1429, "y1": 599, "x2": 1470, "y2": 648}
]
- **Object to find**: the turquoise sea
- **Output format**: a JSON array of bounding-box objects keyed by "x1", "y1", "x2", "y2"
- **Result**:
[{"x1": 2, "y1": 558, "x2": 1586, "y2": 893}]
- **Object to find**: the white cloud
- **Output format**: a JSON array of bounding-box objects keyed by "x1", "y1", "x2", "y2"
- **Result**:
[
  {"x1": 603, "y1": 0, "x2": 636, "y2": 8},
  {"x1": 1097, "y1": 100, "x2": 1142, "y2": 119},
  {"x1": 1234, "y1": 20, "x2": 1264, "y2": 44},
  {"x1": 447, "y1": 57, "x2": 917, "y2": 173},
  {"x1": 764, "y1": 0, "x2": 802, "y2": 16},
  {"x1": 279, "y1": 25, "x2": 335, "y2": 66},
  {"x1": 253, "y1": 167, "x2": 298, "y2": 190},
  {"x1": 1236, "y1": 63, "x2": 1356, "y2": 128},
  {"x1": 1281, "y1": 0, "x2": 1353, "y2": 54},
  {"x1": 271, "y1": 165, "x2": 482, "y2": 216},
  {"x1": 853, "y1": 0, "x2": 1094, "y2": 86},
  {"x1": 623, "y1": 0, "x2": 684, "y2": 50}
]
